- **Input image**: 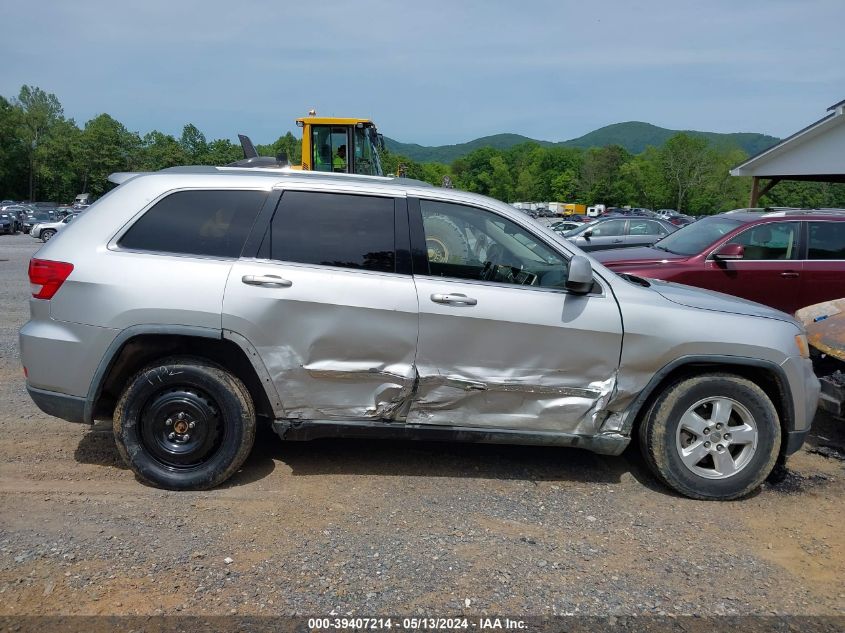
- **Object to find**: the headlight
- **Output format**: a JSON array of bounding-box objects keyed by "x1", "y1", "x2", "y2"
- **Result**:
[{"x1": 795, "y1": 334, "x2": 810, "y2": 359}]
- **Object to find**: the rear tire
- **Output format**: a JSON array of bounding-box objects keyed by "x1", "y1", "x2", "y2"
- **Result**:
[
  {"x1": 639, "y1": 373, "x2": 781, "y2": 500},
  {"x1": 113, "y1": 356, "x2": 256, "y2": 490}
]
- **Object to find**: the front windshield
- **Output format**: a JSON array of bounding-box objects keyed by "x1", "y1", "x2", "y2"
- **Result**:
[
  {"x1": 653, "y1": 215, "x2": 743, "y2": 255},
  {"x1": 352, "y1": 125, "x2": 383, "y2": 176}
]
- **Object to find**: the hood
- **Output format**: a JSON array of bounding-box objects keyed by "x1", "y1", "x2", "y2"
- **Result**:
[
  {"x1": 649, "y1": 278, "x2": 799, "y2": 325},
  {"x1": 593, "y1": 246, "x2": 687, "y2": 266}
]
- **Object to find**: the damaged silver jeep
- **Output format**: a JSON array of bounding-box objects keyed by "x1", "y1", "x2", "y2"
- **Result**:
[{"x1": 20, "y1": 167, "x2": 820, "y2": 499}]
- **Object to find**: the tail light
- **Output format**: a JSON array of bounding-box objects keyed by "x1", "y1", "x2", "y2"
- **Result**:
[{"x1": 28, "y1": 259, "x2": 74, "y2": 300}]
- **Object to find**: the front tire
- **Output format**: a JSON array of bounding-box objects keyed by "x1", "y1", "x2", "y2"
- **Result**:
[
  {"x1": 639, "y1": 373, "x2": 781, "y2": 500},
  {"x1": 41, "y1": 229, "x2": 56, "y2": 242},
  {"x1": 113, "y1": 357, "x2": 256, "y2": 490}
]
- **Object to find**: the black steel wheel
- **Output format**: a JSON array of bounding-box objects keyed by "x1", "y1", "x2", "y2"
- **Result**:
[{"x1": 114, "y1": 357, "x2": 256, "y2": 490}]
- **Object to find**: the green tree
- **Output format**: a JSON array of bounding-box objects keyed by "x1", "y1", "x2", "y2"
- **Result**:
[
  {"x1": 180, "y1": 124, "x2": 208, "y2": 162},
  {"x1": 36, "y1": 118, "x2": 83, "y2": 202},
  {"x1": 0, "y1": 96, "x2": 26, "y2": 198},
  {"x1": 660, "y1": 134, "x2": 712, "y2": 213},
  {"x1": 141, "y1": 131, "x2": 188, "y2": 170},
  {"x1": 15, "y1": 85, "x2": 63, "y2": 200},
  {"x1": 578, "y1": 145, "x2": 630, "y2": 205},
  {"x1": 204, "y1": 138, "x2": 242, "y2": 166},
  {"x1": 259, "y1": 131, "x2": 301, "y2": 165},
  {"x1": 79, "y1": 114, "x2": 141, "y2": 196},
  {"x1": 619, "y1": 147, "x2": 667, "y2": 210}
]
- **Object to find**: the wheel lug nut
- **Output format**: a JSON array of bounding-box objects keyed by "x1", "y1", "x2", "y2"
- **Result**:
[
  {"x1": 724, "y1": 433, "x2": 731, "y2": 440},
  {"x1": 717, "y1": 444, "x2": 725, "y2": 452},
  {"x1": 188, "y1": 421, "x2": 196, "y2": 429},
  {"x1": 165, "y1": 418, "x2": 172, "y2": 426},
  {"x1": 168, "y1": 432, "x2": 175, "y2": 440},
  {"x1": 716, "y1": 423, "x2": 722, "y2": 430},
  {"x1": 183, "y1": 434, "x2": 190, "y2": 441},
  {"x1": 704, "y1": 441, "x2": 711, "y2": 448},
  {"x1": 177, "y1": 412, "x2": 185, "y2": 421},
  {"x1": 703, "y1": 427, "x2": 710, "y2": 434}
]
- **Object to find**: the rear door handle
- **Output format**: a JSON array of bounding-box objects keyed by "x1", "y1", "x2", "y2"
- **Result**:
[
  {"x1": 431, "y1": 293, "x2": 477, "y2": 306},
  {"x1": 780, "y1": 271, "x2": 800, "y2": 279},
  {"x1": 242, "y1": 274, "x2": 293, "y2": 288},
  {"x1": 612, "y1": 239, "x2": 624, "y2": 243}
]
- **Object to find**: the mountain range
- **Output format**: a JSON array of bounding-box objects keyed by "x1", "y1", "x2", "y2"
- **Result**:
[{"x1": 383, "y1": 121, "x2": 779, "y2": 164}]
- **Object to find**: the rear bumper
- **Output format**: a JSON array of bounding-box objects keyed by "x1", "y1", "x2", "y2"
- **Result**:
[{"x1": 27, "y1": 386, "x2": 87, "y2": 424}]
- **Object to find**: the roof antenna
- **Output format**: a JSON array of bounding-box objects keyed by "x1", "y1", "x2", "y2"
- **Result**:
[
  {"x1": 226, "y1": 133, "x2": 289, "y2": 168},
  {"x1": 238, "y1": 134, "x2": 259, "y2": 159}
]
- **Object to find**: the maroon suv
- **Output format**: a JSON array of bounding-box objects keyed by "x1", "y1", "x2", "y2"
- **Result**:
[{"x1": 593, "y1": 210, "x2": 845, "y2": 314}]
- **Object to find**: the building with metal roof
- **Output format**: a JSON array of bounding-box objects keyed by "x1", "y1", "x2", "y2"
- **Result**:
[{"x1": 731, "y1": 99, "x2": 845, "y2": 205}]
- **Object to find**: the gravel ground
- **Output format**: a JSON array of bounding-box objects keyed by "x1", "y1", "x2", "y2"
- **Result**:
[{"x1": 0, "y1": 232, "x2": 843, "y2": 618}]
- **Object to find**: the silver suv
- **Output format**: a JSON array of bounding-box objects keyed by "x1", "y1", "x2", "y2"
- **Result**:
[{"x1": 20, "y1": 167, "x2": 820, "y2": 499}]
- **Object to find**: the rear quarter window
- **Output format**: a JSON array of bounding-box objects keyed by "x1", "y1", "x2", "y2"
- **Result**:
[{"x1": 119, "y1": 190, "x2": 267, "y2": 257}]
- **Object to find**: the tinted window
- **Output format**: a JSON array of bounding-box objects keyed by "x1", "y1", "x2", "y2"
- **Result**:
[
  {"x1": 270, "y1": 191, "x2": 395, "y2": 273},
  {"x1": 729, "y1": 222, "x2": 799, "y2": 260},
  {"x1": 808, "y1": 221, "x2": 845, "y2": 260},
  {"x1": 420, "y1": 200, "x2": 569, "y2": 289},
  {"x1": 119, "y1": 190, "x2": 267, "y2": 257}
]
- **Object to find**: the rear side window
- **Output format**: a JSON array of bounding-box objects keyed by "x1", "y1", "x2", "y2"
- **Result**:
[
  {"x1": 269, "y1": 191, "x2": 395, "y2": 273},
  {"x1": 808, "y1": 221, "x2": 845, "y2": 259},
  {"x1": 630, "y1": 219, "x2": 667, "y2": 236},
  {"x1": 119, "y1": 190, "x2": 267, "y2": 257}
]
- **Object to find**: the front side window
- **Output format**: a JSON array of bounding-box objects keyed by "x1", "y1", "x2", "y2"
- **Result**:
[
  {"x1": 311, "y1": 126, "x2": 348, "y2": 173},
  {"x1": 587, "y1": 219, "x2": 626, "y2": 237},
  {"x1": 270, "y1": 191, "x2": 395, "y2": 273},
  {"x1": 119, "y1": 190, "x2": 267, "y2": 258},
  {"x1": 728, "y1": 221, "x2": 799, "y2": 260},
  {"x1": 419, "y1": 200, "x2": 569, "y2": 289},
  {"x1": 808, "y1": 221, "x2": 845, "y2": 260}
]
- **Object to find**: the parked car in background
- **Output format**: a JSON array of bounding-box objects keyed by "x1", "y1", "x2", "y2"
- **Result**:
[
  {"x1": 23, "y1": 209, "x2": 57, "y2": 234},
  {"x1": 20, "y1": 166, "x2": 818, "y2": 500},
  {"x1": 593, "y1": 209, "x2": 845, "y2": 315},
  {"x1": 0, "y1": 211, "x2": 16, "y2": 234},
  {"x1": 30, "y1": 212, "x2": 77, "y2": 242},
  {"x1": 564, "y1": 216, "x2": 677, "y2": 251},
  {"x1": 550, "y1": 220, "x2": 583, "y2": 233},
  {"x1": 656, "y1": 209, "x2": 696, "y2": 226}
]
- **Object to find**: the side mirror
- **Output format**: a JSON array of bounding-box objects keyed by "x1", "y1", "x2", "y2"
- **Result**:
[
  {"x1": 582, "y1": 229, "x2": 593, "y2": 239},
  {"x1": 713, "y1": 243, "x2": 744, "y2": 260},
  {"x1": 566, "y1": 255, "x2": 594, "y2": 294}
]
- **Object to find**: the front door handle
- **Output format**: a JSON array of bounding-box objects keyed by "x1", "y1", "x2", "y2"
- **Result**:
[
  {"x1": 431, "y1": 293, "x2": 477, "y2": 306},
  {"x1": 242, "y1": 274, "x2": 293, "y2": 288},
  {"x1": 780, "y1": 271, "x2": 800, "y2": 279},
  {"x1": 612, "y1": 239, "x2": 624, "y2": 243}
]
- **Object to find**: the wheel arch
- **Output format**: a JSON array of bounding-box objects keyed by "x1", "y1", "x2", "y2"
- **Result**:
[
  {"x1": 623, "y1": 356, "x2": 794, "y2": 460},
  {"x1": 85, "y1": 326, "x2": 281, "y2": 424}
]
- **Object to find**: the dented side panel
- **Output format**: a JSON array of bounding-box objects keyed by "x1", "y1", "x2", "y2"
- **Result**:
[
  {"x1": 408, "y1": 277, "x2": 624, "y2": 433},
  {"x1": 222, "y1": 260, "x2": 419, "y2": 420}
]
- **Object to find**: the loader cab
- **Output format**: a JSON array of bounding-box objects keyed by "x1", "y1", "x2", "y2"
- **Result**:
[{"x1": 297, "y1": 116, "x2": 384, "y2": 177}]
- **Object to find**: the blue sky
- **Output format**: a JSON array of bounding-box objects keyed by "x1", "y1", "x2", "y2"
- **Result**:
[{"x1": 1, "y1": 0, "x2": 843, "y2": 145}]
